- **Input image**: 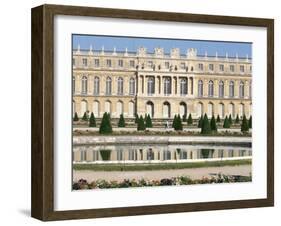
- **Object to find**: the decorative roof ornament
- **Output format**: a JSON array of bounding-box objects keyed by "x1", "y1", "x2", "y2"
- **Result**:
[
  {"x1": 124, "y1": 47, "x2": 128, "y2": 56},
  {"x1": 215, "y1": 51, "x2": 218, "y2": 60},
  {"x1": 101, "y1": 46, "x2": 104, "y2": 55},
  {"x1": 76, "y1": 44, "x2": 80, "y2": 54},
  {"x1": 187, "y1": 48, "x2": 197, "y2": 59},
  {"x1": 246, "y1": 54, "x2": 249, "y2": 62},
  {"x1": 236, "y1": 53, "x2": 239, "y2": 61},
  {"x1": 113, "y1": 46, "x2": 117, "y2": 55},
  {"x1": 205, "y1": 51, "x2": 208, "y2": 58},
  {"x1": 225, "y1": 52, "x2": 228, "y2": 61},
  {"x1": 89, "y1": 45, "x2": 93, "y2": 55}
]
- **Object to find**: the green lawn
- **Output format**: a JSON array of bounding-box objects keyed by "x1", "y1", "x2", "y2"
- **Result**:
[{"x1": 73, "y1": 159, "x2": 251, "y2": 171}]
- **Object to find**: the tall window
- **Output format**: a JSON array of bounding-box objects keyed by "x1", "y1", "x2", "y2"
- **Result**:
[
  {"x1": 129, "y1": 78, "x2": 135, "y2": 95},
  {"x1": 81, "y1": 76, "x2": 88, "y2": 94},
  {"x1": 198, "y1": 63, "x2": 203, "y2": 71},
  {"x1": 240, "y1": 65, "x2": 245, "y2": 73},
  {"x1": 180, "y1": 78, "x2": 187, "y2": 95},
  {"x1": 198, "y1": 80, "x2": 203, "y2": 97},
  {"x1": 129, "y1": 60, "x2": 135, "y2": 68},
  {"x1": 229, "y1": 81, "x2": 234, "y2": 98},
  {"x1": 72, "y1": 76, "x2": 75, "y2": 94},
  {"x1": 180, "y1": 62, "x2": 186, "y2": 70},
  {"x1": 106, "y1": 59, "x2": 112, "y2": 67},
  {"x1": 147, "y1": 77, "x2": 155, "y2": 95},
  {"x1": 230, "y1": 65, "x2": 235, "y2": 72},
  {"x1": 94, "y1": 59, "x2": 99, "y2": 67},
  {"x1": 94, "y1": 76, "x2": 100, "y2": 95},
  {"x1": 164, "y1": 62, "x2": 170, "y2": 69},
  {"x1": 164, "y1": 77, "x2": 171, "y2": 95},
  {"x1": 208, "y1": 80, "x2": 214, "y2": 97},
  {"x1": 219, "y1": 64, "x2": 224, "y2": 72},
  {"x1": 106, "y1": 77, "x2": 112, "y2": 95},
  {"x1": 148, "y1": 61, "x2": 153, "y2": 68},
  {"x1": 239, "y1": 81, "x2": 244, "y2": 98},
  {"x1": 118, "y1": 59, "x2": 123, "y2": 67},
  {"x1": 219, "y1": 80, "x2": 224, "y2": 98},
  {"x1": 82, "y1": 58, "x2": 87, "y2": 67},
  {"x1": 117, "y1": 77, "x2": 124, "y2": 95},
  {"x1": 209, "y1": 64, "x2": 214, "y2": 71}
]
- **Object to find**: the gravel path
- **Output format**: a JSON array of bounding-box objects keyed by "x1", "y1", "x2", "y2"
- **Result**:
[{"x1": 73, "y1": 165, "x2": 251, "y2": 182}]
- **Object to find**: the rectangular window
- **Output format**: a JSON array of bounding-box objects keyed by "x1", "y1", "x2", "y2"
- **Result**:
[
  {"x1": 180, "y1": 62, "x2": 186, "y2": 69},
  {"x1": 240, "y1": 65, "x2": 245, "y2": 73},
  {"x1": 106, "y1": 59, "x2": 112, "y2": 67},
  {"x1": 219, "y1": 64, "x2": 224, "y2": 71},
  {"x1": 198, "y1": 63, "x2": 203, "y2": 71},
  {"x1": 94, "y1": 59, "x2": 99, "y2": 67},
  {"x1": 209, "y1": 64, "x2": 214, "y2": 71},
  {"x1": 147, "y1": 61, "x2": 153, "y2": 68},
  {"x1": 82, "y1": 58, "x2": 87, "y2": 67},
  {"x1": 129, "y1": 60, "x2": 135, "y2": 68},
  {"x1": 72, "y1": 58, "x2": 75, "y2": 67},
  {"x1": 165, "y1": 61, "x2": 170, "y2": 69},
  {"x1": 118, "y1": 59, "x2": 123, "y2": 67},
  {"x1": 230, "y1": 65, "x2": 235, "y2": 72}
]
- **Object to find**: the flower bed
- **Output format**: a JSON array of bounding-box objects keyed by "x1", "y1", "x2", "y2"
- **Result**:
[{"x1": 73, "y1": 174, "x2": 252, "y2": 190}]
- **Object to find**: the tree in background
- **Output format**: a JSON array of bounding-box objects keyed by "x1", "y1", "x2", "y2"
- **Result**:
[
  {"x1": 73, "y1": 112, "x2": 79, "y2": 121},
  {"x1": 145, "y1": 114, "x2": 153, "y2": 128},
  {"x1": 223, "y1": 115, "x2": 230, "y2": 128},
  {"x1": 118, "y1": 114, "x2": 126, "y2": 127},
  {"x1": 235, "y1": 114, "x2": 240, "y2": 124},
  {"x1": 198, "y1": 115, "x2": 203, "y2": 128},
  {"x1": 210, "y1": 115, "x2": 217, "y2": 132},
  {"x1": 99, "y1": 112, "x2": 112, "y2": 134},
  {"x1": 228, "y1": 114, "x2": 233, "y2": 126},
  {"x1": 137, "y1": 115, "x2": 146, "y2": 131},
  {"x1": 187, "y1": 113, "x2": 193, "y2": 125},
  {"x1": 134, "y1": 113, "x2": 139, "y2": 124},
  {"x1": 89, "y1": 112, "x2": 96, "y2": 127},
  {"x1": 216, "y1": 114, "x2": 221, "y2": 123},
  {"x1": 201, "y1": 114, "x2": 211, "y2": 134},
  {"x1": 82, "y1": 112, "x2": 88, "y2": 121},
  {"x1": 172, "y1": 115, "x2": 177, "y2": 129},
  {"x1": 174, "y1": 114, "x2": 183, "y2": 131},
  {"x1": 248, "y1": 115, "x2": 252, "y2": 129},
  {"x1": 241, "y1": 114, "x2": 249, "y2": 133}
]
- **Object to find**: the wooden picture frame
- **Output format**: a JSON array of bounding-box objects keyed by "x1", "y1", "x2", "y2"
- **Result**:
[{"x1": 31, "y1": 4, "x2": 274, "y2": 221}]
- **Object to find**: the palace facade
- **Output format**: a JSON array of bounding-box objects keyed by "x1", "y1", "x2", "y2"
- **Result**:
[{"x1": 72, "y1": 46, "x2": 252, "y2": 119}]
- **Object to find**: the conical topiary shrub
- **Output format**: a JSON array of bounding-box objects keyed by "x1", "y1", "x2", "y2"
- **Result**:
[
  {"x1": 172, "y1": 115, "x2": 177, "y2": 129},
  {"x1": 118, "y1": 114, "x2": 126, "y2": 127},
  {"x1": 228, "y1": 114, "x2": 233, "y2": 125},
  {"x1": 216, "y1": 115, "x2": 221, "y2": 123},
  {"x1": 145, "y1": 114, "x2": 153, "y2": 128},
  {"x1": 174, "y1": 114, "x2": 183, "y2": 131},
  {"x1": 137, "y1": 115, "x2": 146, "y2": 131},
  {"x1": 99, "y1": 112, "x2": 112, "y2": 134},
  {"x1": 210, "y1": 115, "x2": 217, "y2": 132},
  {"x1": 82, "y1": 112, "x2": 88, "y2": 121},
  {"x1": 248, "y1": 115, "x2": 252, "y2": 129},
  {"x1": 187, "y1": 113, "x2": 193, "y2": 125},
  {"x1": 182, "y1": 114, "x2": 187, "y2": 122},
  {"x1": 134, "y1": 113, "x2": 139, "y2": 124},
  {"x1": 201, "y1": 114, "x2": 211, "y2": 134},
  {"x1": 241, "y1": 114, "x2": 249, "y2": 133},
  {"x1": 235, "y1": 114, "x2": 240, "y2": 124},
  {"x1": 198, "y1": 115, "x2": 203, "y2": 128},
  {"x1": 223, "y1": 115, "x2": 230, "y2": 128},
  {"x1": 89, "y1": 112, "x2": 96, "y2": 127},
  {"x1": 73, "y1": 112, "x2": 79, "y2": 121}
]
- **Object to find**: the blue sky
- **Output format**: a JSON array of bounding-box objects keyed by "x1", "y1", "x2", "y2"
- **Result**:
[{"x1": 72, "y1": 34, "x2": 252, "y2": 58}]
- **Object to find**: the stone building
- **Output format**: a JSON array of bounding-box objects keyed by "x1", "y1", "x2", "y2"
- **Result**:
[{"x1": 72, "y1": 46, "x2": 252, "y2": 120}]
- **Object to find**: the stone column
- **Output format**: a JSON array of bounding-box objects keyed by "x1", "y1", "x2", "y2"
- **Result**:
[
  {"x1": 88, "y1": 75, "x2": 93, "y2": 95},
  {"x1": 160, "y1": 76, "x2": 164, "y2": 95},
  {"x1": 224, "y1": 80, "x2": 229, "y2": 98},
  {"x1": 112, "y1": 76, "x2": 116, "y2": 95},
  {"x1": 155, "y1": 76, "x2": 159, "y2": 96},
  {"x1": 144, "y1": 76, "x2": 147, "y2": 95},
  {"x1": 245, "y1": 80, "x2": 249, "y2": 99},
  {"x1": 76, "y1": 75, "x2": 81, "y2": 94},
  {"x1": 192, "y1": 77, "x2": 197, "y2": 96},
  {"x1": 203, "y1": 79, "x2": 208, "y2": 97},
  {"x1": 177, "y1": 76, "x2": 181, "y2": 96},
  {"x1": 214, "y1": 79, "x2": 218, "y2": 98}
]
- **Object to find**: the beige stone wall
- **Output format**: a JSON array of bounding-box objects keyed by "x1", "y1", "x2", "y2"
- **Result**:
[{"x1": 73, "y1": 48, "x2": 252, "y2": 119}]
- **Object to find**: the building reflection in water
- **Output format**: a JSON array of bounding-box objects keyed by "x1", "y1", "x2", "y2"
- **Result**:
[{"x1": 73, "y1": 145, "x2": 252, "y2": 163}]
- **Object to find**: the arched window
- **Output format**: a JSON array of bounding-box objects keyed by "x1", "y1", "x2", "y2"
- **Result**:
[
  {"x1": 180, "y1": 78, "x2": 187, "y2": 95},
  {"x1": 198, "y1": 80, "x2": 203, "y2": 97},
  {"x1": 129, "y1": 78, "x2": 135, "y2": 95},
  {"x1": 146, "y1": 101, "x2": 154, "y2": 118},
  {"x1": 239, "y1": 103, "x2": 245, "y2": 117},
  {"x1": 117, "y1": 77, "x2": 123, "y2": 95},
  {"x1": 164, "y1": 77, "x2": 171, "y2": 95},
  {"x1": 93, "y1": 101, "x2": 99, "y2": 117},
  {"x1": 228, "y1": 103, "x2": 235, "y2": 117},
  {"x1": 94, "y1": 76, "x2": 100, "y2": 95},
  {"x1": 116, "y1": 101, "x2": 123, "y2": 116},
  {"x1": 81, "y1": 76, "x2": 88, "y2": 94},
  {"x1": 208, "y1": 102, "x2": 214, "y2": 117},
  {"x1": 128, "y1": 101, "x2": 135, "y2": 117},
  {"x1": 80, "y1": 100, "x2": 87, "y2": 117},
  {"x1": 197, "y1": 102, "x2": 203, "y2": 116},
  {"x1": 229, "y1": 81, "x2": 234, "y2": 98},
  {"x1": 208, "y1": 80, "x2": 214, "y2": 97},
  {"x1": 218, "y1": 103, "x2": 225, "y2": 118},
  {"x1": 104, "y1": 100, "x2": 111, "y2": 113},
  {"x1": 219, "y1": 80, "x2": 224, "y2": 98},
  {"x1": 72, "y1": 76, "x2": 75, "y2": 94},
  {"x1": 106, "y1": 77, "x2": 112, "y2": 95},
  {"x1": 239, "y1": 81, "x2": 244, "y2": 98},
  {"x1": 163, "y1": 102, "x2": 171, "y2": 118},
  {"x1": 147, "y1": 77, "x2": 155, "y2": 95}
]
